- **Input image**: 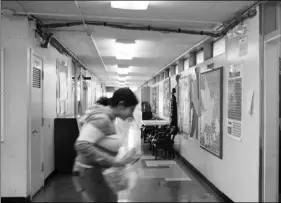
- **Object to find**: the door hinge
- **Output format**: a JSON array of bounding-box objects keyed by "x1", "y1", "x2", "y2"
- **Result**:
[
  {"x1": 42, "y1": 70, "x2": 44, "y2": 80},
  {"x1": 41, "y1": 162, "x2": 44, "y2": 172},
  {"x1": 42, "y1": 117, "x2": 44, "y2": 126}
]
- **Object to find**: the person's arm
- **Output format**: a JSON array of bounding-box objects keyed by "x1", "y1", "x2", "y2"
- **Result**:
[
  {"x1": 75, "y1": 139, "x2": 136, "y2": 167},
  {"x1": 75, "y1": 116, "x2": 126, "y2": 167},
  {"x1": 75, "y1": 141, "x2": 123, "y2": 167}
]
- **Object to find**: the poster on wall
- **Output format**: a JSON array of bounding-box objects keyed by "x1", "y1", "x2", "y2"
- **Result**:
[
  {"x1": 57, "y1": 62, "x2": 69, "y2": 116},
  {"x1": 163, "y1": 78, "x2": 170, "y2": 117},
  {"x1": 239, "y1": 36, "x2": 248, "y2": 57},
  {"x1": 151, "y1": 85, "x2": 159, "y2": 114},
  {"x1": 178, "y1": 76, "x2": 192, "y2": 138},
  {"x1": 1, "y1": 48, "x2": 4, "y2": 143},
  {"x1": 200, "y1": 67, "x2": 223, "y2": 159},
  {"x1": 59, "y1": 72, "x2": 68, "y2": 101},
  {"x1": 191, "y1": 77, "x2": 200, "y2": 139},
  {"x1": 227, "y1": 64, "x2": 243, "y2": 141}
]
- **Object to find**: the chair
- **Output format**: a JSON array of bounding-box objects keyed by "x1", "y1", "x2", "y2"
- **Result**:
[
  {"x1": 151, "y1": 127, "x2": 169, "y2": 159},
  {"x1": 152, "y1": 126, "x2": 177, "y2": 160},
  {"x1": 165, "y1": 126, "x2": 178, "y2": 159},
  {"x1": 142, "y1": 125, "x2": 156, "y2": 144}
]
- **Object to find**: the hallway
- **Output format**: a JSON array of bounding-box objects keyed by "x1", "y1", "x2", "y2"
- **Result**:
[
  {"x1": 2, "y1": 1, "x2": 280, "y2": 202},
  {"x1": 33, "y1": 146, "x2": 222, "y2": 202}
]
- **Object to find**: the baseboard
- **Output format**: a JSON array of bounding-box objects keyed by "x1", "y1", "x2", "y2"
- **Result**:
[
  {"x1": 44, "y1": 169, "x2": 57, "y2": 185},
  {"x1": 175, "y1": 151, "x2": 233, "y2": 203},
  {"x1": 1, "y1": 196, "x2": 32, "y2": 203}
]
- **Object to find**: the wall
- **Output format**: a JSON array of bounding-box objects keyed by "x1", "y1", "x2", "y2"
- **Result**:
[
  {"x1": 177, "y1": 9, "x2": 261, "y2": 202},
  {"x1": 140, "y1": 87, "x2": 150, "y2": 103},
  {"x1": 36, "y1": 47, "x2": 71, "y2": 180},
  {"x1": 1, "y1": 15, "x2": 104, "y2": 197},
  {"x1": 1, "y1": 15, "x2": 30, "y2": 197},
  {"x1": 0, "y1": 0, "x2": 2, "y2": 200},
  {"x1": 26, "y1": 21, "x2": 74, "y2": 180},
  {"x1": 262, "y1": 3, "x2": 281, "y2": 201},
  {"x1": 142, "y1": 8, "x2": 261, "y2": 202}
]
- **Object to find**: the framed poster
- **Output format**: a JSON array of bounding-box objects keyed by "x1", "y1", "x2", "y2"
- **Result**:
[
  {"x1": 199, "y1": 67, "x2": 223, "y2": 159},
  {"x1": 151, "y1": 85, "x2": 159, "y2": 114},
  {"x1": 1, "y1": 48, "x2": 4, "y2": 143},
  {"x1": 163, "y1": 78, "x2": 170, "y2": 117}
]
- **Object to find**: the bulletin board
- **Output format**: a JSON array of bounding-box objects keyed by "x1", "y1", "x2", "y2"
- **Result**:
[
  {"x1": 163, "y1": 78, "x2": 170, "y2": 117},
  {"x1": 56, "y1": 61, "x2": 69, "y2": 117},
  {"x1": 151, "y1": 85, "x2": 159, "y2": 114},
  {"x1": 178, "y1": 76, "x2": 192, "y2": 135}
]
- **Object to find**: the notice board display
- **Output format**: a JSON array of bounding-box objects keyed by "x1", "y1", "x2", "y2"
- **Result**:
[
  {"x1": 227, "y1": 64, "x2": 243, "y2": 141},
  {"x1": 56, "y1": 61, "x2": 69, "y2": 117},
  {"x1": 199, "y1": 67, "x2": 223, "y2": 159},
  {"x1": 151, "y1": 85, "x2": 159, "y2": 115},
  {"x1": 178, "y1": 76, "x2": 192, "y2": 136},
  {"x1": 163, "y1": 78, "x2": 170, "y2": 117}
]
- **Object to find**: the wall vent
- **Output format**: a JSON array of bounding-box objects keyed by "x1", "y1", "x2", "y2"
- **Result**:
[{"x1": 33, "y1": 67, "x2": 41, "y2": 88}]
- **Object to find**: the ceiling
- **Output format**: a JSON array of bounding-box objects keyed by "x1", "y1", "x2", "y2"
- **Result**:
[{"x1": 2, "y1": 1, "x2": 256, "y2": 89}]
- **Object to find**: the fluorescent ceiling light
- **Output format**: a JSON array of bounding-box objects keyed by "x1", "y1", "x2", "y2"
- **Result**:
[
  {"x1": 111, "y1": 1, "x2": 149, "y2": 10},
  {"x1": 130, "y1": 87, "x2": 137, "y2": 91},
  {"x1": 117, "y1": 65, "x2": 130, "y2": 75},
  {"x1": 118, "y1": 69, "x2": 129, "y2": 75},
  {"x1": 118, "y1": 82, "x2": 127, "y2": 87},
  {"x1": 118, "y1": 75, "x2": 128, "y2": 81},
  {"x1": 115, "y1": 39, "x2": 135, "y2": 60},
  {"x1": 116, "y1": 54, "x2": 133, "y2": 60},
  {"x1": 118, "y1": 80, "x2": 127, "y2": 84}
]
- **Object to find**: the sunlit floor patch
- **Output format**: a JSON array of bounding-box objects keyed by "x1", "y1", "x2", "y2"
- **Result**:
[{"x1": 165, "y1": 177, "x2": 191, "y2": 181}]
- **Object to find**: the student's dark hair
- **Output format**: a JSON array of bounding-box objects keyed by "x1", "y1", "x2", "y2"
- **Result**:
[
  {"x1": 111, "y1": 87, "x2": 139, "y2": 107},
  {"x1": 96, "y1": 96, "x2": 111, "y2": 106}
]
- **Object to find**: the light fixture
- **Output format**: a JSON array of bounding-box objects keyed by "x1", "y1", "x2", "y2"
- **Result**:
[
  {"x1": 115, "y1": 39, "x2": 135, "y2": 60},
  {"x1": 130, "y1": 87, "x2": 137, "y2": 91},
  {"x1": 118, "y1": 81, "x2": 127, "y2": 87},
  {"x1": 117, "y1": 65, "x2": 130, "y2": 75},
  {"x1": 111, "y1": 1, "x2": 149, "y2": 10},
  {"x1": 116, "y1": 54, "x2": 133, "y2": 60},
  {"x1": 118, "y1": 75, "x2": 128, "y2": 81}
]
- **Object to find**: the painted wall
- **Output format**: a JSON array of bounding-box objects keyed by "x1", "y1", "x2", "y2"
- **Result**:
[
  {"x1": 0, "y1": 0, "x2": 2, "y2": 200},
  {"x1": 35, "y1": 47, "x2": 71, "y2": 180},
  {"x1": 262, "y1": 3, "x2": 281, "y2": 202},
  {"x1": 1, "y1": 15, "x2": 30, "y2": 197},
  {"x1": 178, "y1": 10, "x2": 261, "y2": 202},
  {"x1": 142, "y1": 8, "x2": 261, "y2": 202},
  {"x1": 1, "y1": 15, "x2": 104, "y2": 197}
]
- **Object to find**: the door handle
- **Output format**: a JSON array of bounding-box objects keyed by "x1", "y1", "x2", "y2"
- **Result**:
[{"x1": 32, "y1": 129, "x2": 39, "y2": 134}]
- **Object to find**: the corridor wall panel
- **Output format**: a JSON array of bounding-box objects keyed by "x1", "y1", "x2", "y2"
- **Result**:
[{"x1": 178, "y1": 9, "x2": 261, "y2": 202}]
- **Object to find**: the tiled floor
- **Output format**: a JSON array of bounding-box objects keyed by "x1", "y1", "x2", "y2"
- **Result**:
[{"x1": 33, "y1": 145, "x2": 223, "y2": 202}]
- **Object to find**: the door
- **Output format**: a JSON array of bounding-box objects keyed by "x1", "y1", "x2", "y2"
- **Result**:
[{"x1": 30, "y1": 53, "x2": 44, "y2": 197}]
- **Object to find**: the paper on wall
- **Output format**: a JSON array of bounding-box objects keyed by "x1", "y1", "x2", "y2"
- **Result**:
[{"x1": 227, "y1": 64, "x2": 243, "y2": 141}]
